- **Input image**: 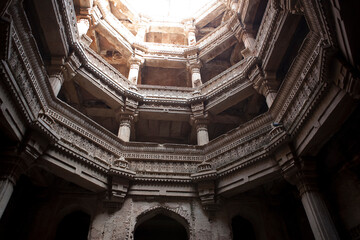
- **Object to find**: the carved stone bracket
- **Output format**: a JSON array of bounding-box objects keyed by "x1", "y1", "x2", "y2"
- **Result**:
[
  {"x1": 105, "y1": 156, "x2": 135, "y2": 211},
  {"x1": 191, "y1": 161, "x2": 219, "y2": 213}
]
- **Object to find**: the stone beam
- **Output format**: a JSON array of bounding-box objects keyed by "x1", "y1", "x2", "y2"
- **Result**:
[
  {"x1": 217, "y1": 157, "x2": 280, "y2": 197},
  {"x1": 75, "y1": 70, "x2": 125, "y2": 110},
  {"x1": 199, "y1": 33, "x2": 237, "y2": 63},
  {"x1": 205, "y1": 80, "x2": 255, "y2": 115}
]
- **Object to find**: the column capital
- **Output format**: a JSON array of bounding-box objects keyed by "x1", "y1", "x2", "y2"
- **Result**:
[
  {"x1": 184, "y1": 19, "x2": 196, "y2": 31},
  {"x1": 276, "y1": 146, "x2": 318, "y2": 195},
  {"x1": 190, "y1": 101, "x2": 206, "y2": 119},
  {"x1": 128, "y1": 55, "x2": 144, "y2": 67},
  {"x1": 253, "y1": 73, "x2": 279, "y2": 96},
  {"x1": 128, "y1": 55, "x2": 144, "y2": 84},
  {"x1": 194, "y1": 118, "x2": 209, "y2": 131},
  {"x1": 253, "y1": 70, "x2": 280, "y2": 107},
  {"x1": 238, "y1": 29, "x2": 256, "y2": 58},
  {"x1": 116, "y1": 97, "x2": 138, "y2": 122}
]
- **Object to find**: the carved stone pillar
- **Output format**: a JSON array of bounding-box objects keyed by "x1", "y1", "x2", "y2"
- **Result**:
[
  {"x1": 240, "y1": 31, "x2": 256, "y2": 58},
  {"x1": 128, "y1": 56, "x2": 143, "y2": 84},
  {"x1": 136, "y1": 19, "x2": 149, "y2": 42},
  {"x1": 188, "y1": 60, "x2": 202, "y2": 88},
  {"x1": 0, "y1": 159, "x2": 22, "y2": 219},
  {"x1": 191, "y1": 101, "x2": 209, "y2": 146},
  {"x1": 231, "y1": 1, "x2": 238, "y2": 12},
  {"x1": 185, "y1": 20, "x2": 197, "y2": 46},
  {"x1": 117, "y1": 98, "x2": 138, "y2": 142},
  {"x1": 196, "y1": 119, "x2": 209, "y2": 146},
  {"x1": 277, "y1": 147, "x2": 340, "y2": 240},
  {"x1": 253, "y1": 71, "x2": 279, "y2": 108},
  {"x1": 49, "y1": 73, "x2": 64, "y2": 96},
  {"x1": 117, "y1": 114, "x2": 133, "y2": 142},
  {"x1": 295, "y1": 169, "x2": 341, "y2": 240},
  {"x1": 77, "y1": 18, "x2": 90, "y2": 37}
]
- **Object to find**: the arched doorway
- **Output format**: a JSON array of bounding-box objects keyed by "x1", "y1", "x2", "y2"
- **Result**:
[
  {"x1": 232, "y1": 215, "x2": 256, "y2": 240},
  {"x1": 134, "y1": 213, "x2": 188, "y2": 240},
  {"x1": 54, "y1": 210, "x2": 91, "y2": 240}
]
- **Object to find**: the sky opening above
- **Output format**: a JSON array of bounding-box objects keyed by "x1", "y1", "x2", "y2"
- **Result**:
[{"x1": 128, "y1": 0, "x2": 216, "y2": 21}]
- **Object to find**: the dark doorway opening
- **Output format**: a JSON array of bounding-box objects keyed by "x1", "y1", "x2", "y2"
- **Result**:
[
  {"x1": 232, "y1": 215, "x2": 256, "y2": 240},
  {"x1": 134, "y1": 214, "x2": 188, "y2": 240},
  {"x1": 55, "y1": 211, "x2": 91, "y2": 240}
]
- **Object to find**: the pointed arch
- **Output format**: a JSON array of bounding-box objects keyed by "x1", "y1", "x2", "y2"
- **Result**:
[{"x1": 134, "y1": 206, "x2": 192, "y2": 240}]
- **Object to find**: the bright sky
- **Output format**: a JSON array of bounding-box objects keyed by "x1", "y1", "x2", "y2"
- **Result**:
[{"x1": 128, "y1": 0, "x2": 215, "y2": 21}]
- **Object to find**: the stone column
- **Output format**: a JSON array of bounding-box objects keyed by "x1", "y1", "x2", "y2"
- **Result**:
[
  {"x1": 188, "y1": 61, "x2": 202, "y2": 88},
  {"x1": 191, "y1": 100, "x2": 209, "y2": 146},
  {"x1": 0, "y1": 178, "x2": 14, "y2": 219},
  {"x1": 0, "y1": 160, "x2": 21, "y2": 219},
  {"x1": 240, "y1": 31, "x2": 256, "y2": 58},
  {"x1": 117, "y1": 115, "x2": 133, "y2": 142},
  {"x1": 253, "y1": 71, "x2": 279, "y2": 108},
  {"x1": 128, "y1": 56, "x2": 143, "y2": 84},
  {"x1": 276, "y1": 146, "x2": 340, "y2": 240},
  {"x1": 136, "y1": 19, "x2": 148, "y2": 42},
  {"x1": 49, "y1": 74, "x2": 64, "y2": 96},
  {"x1": 196, "y1": 119, "x2": 209, "y2": 146},
  {"x1": 295, "y1": 170, "x2": 340, "y2": 240},
  {"x1": 185, "y1": 20, "x2": 197, "y2": 46},
  {"x1": 77, "y1": 18, "x2": 90, "y2": 37}
]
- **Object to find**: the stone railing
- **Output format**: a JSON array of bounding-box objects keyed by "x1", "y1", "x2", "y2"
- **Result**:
[
  {"x1": 75, "y1": 0, "x2": 282, "y2": 106},
  {"x1": 83, "y1": 47, "x2": 132, "y2": 90},
  {"x1": 196, "y1": 19, "x2": 230, "y2": 49},
  {"x1": 200, "y1": 57, "x2": 255, "y2": 96},
  {"x1": 137, "y1": 85, "x2": 193, "y2": 100}
]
